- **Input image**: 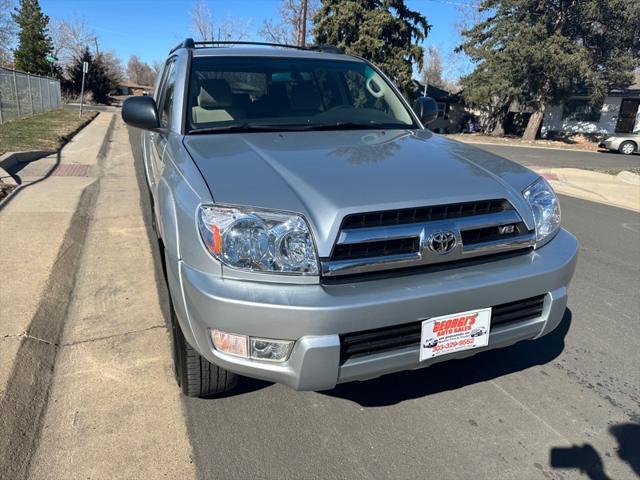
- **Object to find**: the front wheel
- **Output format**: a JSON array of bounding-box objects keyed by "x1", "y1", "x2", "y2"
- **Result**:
[
  {"x1": 170, "y1": 307, "x2": 238, "y2": 397},
  {"x1": 619, "y1": 141, "x2": 636, "y2": 155}
]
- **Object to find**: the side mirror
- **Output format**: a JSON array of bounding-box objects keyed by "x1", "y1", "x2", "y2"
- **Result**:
[
  {"x1": 122, "y1": 96, "x2": 161, "y2": 131},
  {"x1": 413, "y1": 96, "x2": 438, "y2": 125}
]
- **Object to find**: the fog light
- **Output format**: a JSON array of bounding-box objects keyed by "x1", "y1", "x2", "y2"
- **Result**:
[
  {"x1": 250, "y1": 338, "x2": 293, "y2": 362},
  {"x1": 211, "y1": 329, "x2": 248, "y2": 358}
]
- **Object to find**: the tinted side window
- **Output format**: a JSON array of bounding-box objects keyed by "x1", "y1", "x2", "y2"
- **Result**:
[{"x1": 159, "y1": 60, "x2": 177, "y2": 127}]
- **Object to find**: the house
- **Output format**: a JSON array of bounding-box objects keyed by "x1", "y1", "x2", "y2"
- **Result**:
[
  {"x1": 541, "y1": 77, "x2": 640, "y2": 138},
  {"x1": 410, "y1": 80, "x2": 467, "y2": 133},
  {"x1": 118, "y1": 81, "x2": 152, "y2": 96}
]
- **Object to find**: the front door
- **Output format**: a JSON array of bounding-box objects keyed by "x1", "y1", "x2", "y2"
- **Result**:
[{"x1": 615, "y1": 99, "x2": 640, "y2": 133}]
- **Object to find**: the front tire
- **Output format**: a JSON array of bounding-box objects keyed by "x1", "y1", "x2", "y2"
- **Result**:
[
  {"x1": 170, "y1": 304, "x2": 238, "y2": 398},
  {"x1": 619, "y1": 141, "x2": 636, "y2": 155}
]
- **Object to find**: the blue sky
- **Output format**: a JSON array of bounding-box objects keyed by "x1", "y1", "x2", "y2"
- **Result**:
[{"x1": 39, "y1": 0, "x2": 469, "y2": 79}]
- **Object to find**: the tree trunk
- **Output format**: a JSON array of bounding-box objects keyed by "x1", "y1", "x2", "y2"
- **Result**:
[
  {"x1": 489, "y1": 100, "x2": 510, "y2": 136},
  {"x1": 300, "y1": 0, "x2": 308, "y2": 47},
  {"x1": 490, "y1": 119, "x2": 505, "y2": 136},
  {"x1": 522, "y1": 108, "x2": 545, "y2": 141}
]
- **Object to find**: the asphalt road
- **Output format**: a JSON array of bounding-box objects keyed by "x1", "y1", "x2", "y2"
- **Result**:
[
  {"x1": 467, "y1": 142, "x2": 639, "y2": 170},
  {"x1": 129, "y1": 131, "x2": 640, "y2": 480}
]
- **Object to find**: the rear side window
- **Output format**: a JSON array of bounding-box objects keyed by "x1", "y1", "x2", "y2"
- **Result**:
[{"x1": 159, "y1": 60, "x2": 177, "y2": 127}]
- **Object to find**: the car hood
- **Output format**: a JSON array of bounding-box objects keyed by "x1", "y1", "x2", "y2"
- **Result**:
[{"x1": 183, "y1": 129, "x2": 539, "y2": 257}]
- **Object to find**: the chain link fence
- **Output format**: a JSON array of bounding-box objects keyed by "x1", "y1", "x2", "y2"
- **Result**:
[{"x1": 0, "y1": 67, "x2": 62, "y2": 124}]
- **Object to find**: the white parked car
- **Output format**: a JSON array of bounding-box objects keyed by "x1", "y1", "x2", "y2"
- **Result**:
[{"x1": 599, "y1": 133, "x2": 639, "y2": 155}]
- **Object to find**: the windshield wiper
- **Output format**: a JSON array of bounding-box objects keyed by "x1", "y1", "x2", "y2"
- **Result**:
[
  {"x1": 188, "y1": 121, "x2": 408, "y2": 134},
  {"x1": 188, "y1": 123, "x2": 298, "y2": 134},
  {"x1": 298, "y1": 121, "x2": 401, "y2": 131}
]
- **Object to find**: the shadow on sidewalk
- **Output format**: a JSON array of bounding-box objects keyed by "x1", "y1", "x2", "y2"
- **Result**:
[{"x1": 0, "y1": 149, "x2": 59, "y2": 212}]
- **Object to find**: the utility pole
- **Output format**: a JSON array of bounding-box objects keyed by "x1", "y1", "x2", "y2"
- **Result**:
[
  {"x1": 93, "y1": 37, "x2": 100, "y2": 57},
  {"x1": 300, "y1": 0, "x2": 308, "y2": 47}
]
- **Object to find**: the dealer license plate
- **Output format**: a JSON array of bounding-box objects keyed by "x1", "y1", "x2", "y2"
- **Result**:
[{"x1": 419, "y1": 307, "x2": 492, "y2": 361}]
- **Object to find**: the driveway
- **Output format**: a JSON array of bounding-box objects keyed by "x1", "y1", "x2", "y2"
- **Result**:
[
  {"x1": 463, "y1": 142, "x2": 639, "y2": 170},
  {"x1": 126, "y1": 130, "x2": 639, "y2": 480}
]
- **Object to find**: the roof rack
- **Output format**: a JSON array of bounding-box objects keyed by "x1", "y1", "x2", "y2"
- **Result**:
[{"x1": 169, "y1": 38, "x2": 343, "y2": 55}]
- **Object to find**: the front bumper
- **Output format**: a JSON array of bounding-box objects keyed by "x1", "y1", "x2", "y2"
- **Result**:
[
  {"x1": 599, "y1": 140, "x2": 614, "y2": 150},
  {"x1": 172, "y1": 228, "x2": 578, "y2": 391}
]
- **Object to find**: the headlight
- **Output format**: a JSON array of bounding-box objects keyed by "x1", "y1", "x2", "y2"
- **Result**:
[
  {"x1": 198, "y1": 205, "x2": 319, "y2": 275},
  {"x1": 523, "y1": 177, "x2": 561, "y2": 245}
]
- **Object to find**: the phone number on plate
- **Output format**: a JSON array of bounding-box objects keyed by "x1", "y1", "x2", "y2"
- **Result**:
[{"x1": 431, "y1": 338, "x2": 474, "y2": 352}]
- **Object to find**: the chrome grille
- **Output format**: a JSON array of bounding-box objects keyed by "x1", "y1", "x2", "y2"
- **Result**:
[{"x1": 322, "y1": 199, "x2": 535, "y2": 277}]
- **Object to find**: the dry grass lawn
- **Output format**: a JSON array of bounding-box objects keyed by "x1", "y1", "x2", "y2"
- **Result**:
[{"x1": 0, "y1": 109, "x2": 98, "y2": 156}]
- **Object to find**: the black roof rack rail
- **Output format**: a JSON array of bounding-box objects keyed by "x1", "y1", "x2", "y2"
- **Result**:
[
  {"x1": 169, "y1": 38, "x2": 343, "y2": 55},
  {"x1": 169, "y1": 38, "x2": 195, "y2": 55}
]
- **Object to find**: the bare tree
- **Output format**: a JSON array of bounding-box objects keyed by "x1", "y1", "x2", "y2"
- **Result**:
[
  {"x1": 151, "y1": 59, "x2": 164, "y2": 76},
  {"x1": 260, "y1": 0, "x2": 318, "y2": 46},
  {"x1": 421, "y1": 45, "x2": 460, "y2": 93},
  {"x1": 100, "y1": 50, "x2": 125, "y2": 84},
  {"x1": 50, "y1": 16, "x2": 95, "y2": 66},
  {"x1": 127, "y1": 55, "x2": 155, "y2": 86},
  {"x1": 451, "y1": 2, "x2": 484, "y2": 80},
  {"x1": 0, "y1": 0, "x2": 16, "y2": 66},
  {"x1": 190, "y1": 0, "x2": 252, "y2": 42},
  {"x1": 421, "y1": 46, "x2": 444, "y2": 89},
  {"x1": 191, "y1": 0, "x2": 214, "y2": 41}
]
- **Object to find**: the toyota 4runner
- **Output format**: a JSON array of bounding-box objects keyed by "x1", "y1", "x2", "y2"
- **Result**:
[{"x1": 122, "y1": 39, "x2": 578, "y2": 397}]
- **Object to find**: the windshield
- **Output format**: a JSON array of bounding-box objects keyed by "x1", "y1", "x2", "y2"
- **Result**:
[{"x1": 187, "y1": 56, "x2": 417, "y2": 133}]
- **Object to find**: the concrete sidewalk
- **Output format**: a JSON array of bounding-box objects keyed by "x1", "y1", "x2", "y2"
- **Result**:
[
  {"x1": 535, "y1": 167, "x2": 640, "y2": 212},
  {"x1": 0, "y1": 112, "x2": 112, "y2": 478},
  {"x1": 25, "y1": 118, "x2": 195, "y2": 479}
]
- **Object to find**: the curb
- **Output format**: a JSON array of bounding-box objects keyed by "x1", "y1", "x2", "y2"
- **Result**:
[
  {"x1": 616, "y1": 170, "x2": 640, "y2": 186},
  {"x1": 450, "y1": 137, "x2": 600, "y2": 153},
  {"x1": 0, "y1": 166, "x2": 19, "y2": 187},
  {"x1": 0, "y1": 116, "x2": 115, "y2": 480}
]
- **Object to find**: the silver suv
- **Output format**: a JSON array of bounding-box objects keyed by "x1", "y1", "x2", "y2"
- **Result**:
[{"x1": 122, "y1": 39, "x2": 578, "y2": 397}]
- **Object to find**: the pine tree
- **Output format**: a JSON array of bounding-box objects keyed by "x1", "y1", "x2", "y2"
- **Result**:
[
  {"x1": 90, "y1": 56, "x2": 117, "y2": 104},
  {"x1": 63, "y1": 47, "x2": 117, "y2": 104},
  {"x1": 11, "y1": 0, "x2": 55, "y2": 75},
  {"x1": 313, "y1": 0, "x2": 430, "y2": 98},
  {"x1": 459, "y1": 0, "x2": 640, "y2": 140},
  {"x1": 62, "y1": 47, "x2": 92, "y2": 95}
]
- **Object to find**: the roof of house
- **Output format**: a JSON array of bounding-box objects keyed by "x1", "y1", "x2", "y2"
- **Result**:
[
  {"x1": 410, "y1": 80, "x2": 461, "y2": 102},
  {"x1": 571, "y1": 72, "x2": 640, "y2": 98}
]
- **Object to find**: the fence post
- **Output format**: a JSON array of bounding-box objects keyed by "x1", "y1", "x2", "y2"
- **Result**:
[
  {"x1": 27, "y1": 74, "x2": 34, "y2": 115},
  {"x1": 12, "y1": 69, "x2": 21, "y2": 117},
  {"x1": 0, "y1": 72, "x2": 4, "y2": 123},
  {"x1": 49, "y1": 80, "x2": 55, "y2": 109},
  {"x1": 38, "y1": 76, "x2": 43, "y2": 112},
  {"x1": 46, "y1": 78, "x2": 52, "y2": 109}
]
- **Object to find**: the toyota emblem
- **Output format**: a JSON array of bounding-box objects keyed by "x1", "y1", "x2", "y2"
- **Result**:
[{"x1": 427, "y1": 231, "x2": 457, "y2": 254}]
